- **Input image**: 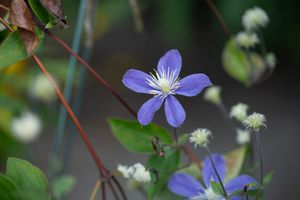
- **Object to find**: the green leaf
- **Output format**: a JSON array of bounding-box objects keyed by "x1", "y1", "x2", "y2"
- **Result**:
[
  {"x1": 263, "y1": 172, "x2": 274, "y2": 187},
  {"x1": 145, "y1": 150, "x2": 180, "y2": 200},
  {"x1": 28, "y1": 0, "x2": 56, "y2": 28},
  {"x1": 211, "y1": 181, "x2": 223, "y2": 195},
  {"x1": 6, "y1": 158, "x2": 51, "y2": 200},
  {"x1": 222, "y1": 38, "x2": 266, "y2": 86},
  {"x1": 0, "y1": 175, "x2": 18, "y2": 200},
  {"x1": 0, "y1": 30, "x2": 44, "y2": 71},
  {"x1": 0, "y1": 32, "x2": 28, "y2": 71},
  {"x1": 177, "y1": 133, "x2": 189, "y2": 146},
  {"x1": 52, "y1": 175, "x2": 76, "y2": 199},
  {"x1": 224, "y1": 146, "x2": 247, "y2": 182},
  {"x1": 108, "y1": 118, "x2": 172, "y2": 153}
]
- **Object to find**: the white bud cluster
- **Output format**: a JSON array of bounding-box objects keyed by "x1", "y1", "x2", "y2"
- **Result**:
[
  {"x1": 242, "y1": 7, "x2": 269, "y2": 31},
  {"x1": 236, "y1": 32, "x2": 259, "y2": 49},
  {"x1": 117, "y1": 163, "x2": 151, "y2": 183}
]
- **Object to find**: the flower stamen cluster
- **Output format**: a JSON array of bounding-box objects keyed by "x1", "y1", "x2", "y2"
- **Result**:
[
  {"x1": 189, "y1": 128, "x2": 212, "y2": 148},
  {"x1": 147, "y1": 68, "x2": 180, "y2": 99},
  {"x1": 243, "y1": 112, "x2": 267, "y2": 131},
  {"x1": 230, "y1": 102, "x2": 249, "y2": 122}
]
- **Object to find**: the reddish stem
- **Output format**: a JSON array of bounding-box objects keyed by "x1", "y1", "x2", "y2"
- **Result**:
[
  {"x1": 32, "y1": 54, "x2": 109, "y2": 178},
  {"x1": 45, "y1": 30, "x2": 137, "y2": 118},
  {"x1": 182, "y1": 145, "x2": 201, "y2": 168},
  {"x1": 205, "y1": 0, "x2": 231, "y2": 38}
]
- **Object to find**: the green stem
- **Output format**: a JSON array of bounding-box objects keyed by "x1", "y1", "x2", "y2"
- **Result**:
[
  {"x1": 255, "y1": 131, "x2": 264, "y2": 185},
  {"x1": 205, "y1": 147, "x2": 228, "y2": 198}
]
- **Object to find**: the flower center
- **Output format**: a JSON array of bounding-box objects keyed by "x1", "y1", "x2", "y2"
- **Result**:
[
  {"x1": 147, "y1": 68, "x2": 180, "y2": 99},
  {"x1": 189, "y1": 188, "x2": 222, "y2": 200}
]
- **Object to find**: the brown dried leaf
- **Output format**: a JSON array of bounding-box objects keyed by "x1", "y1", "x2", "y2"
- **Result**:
[
  {"x1": 9, "y1": 0, "x2": 39, "y2": 53},
  {"x1": 40, "y1": 0, "x2": 67, "y2": 28}
]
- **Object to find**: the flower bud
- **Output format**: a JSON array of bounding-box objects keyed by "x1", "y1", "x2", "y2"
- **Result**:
[
  {"x1": 236, "y1": 32, "x2": 259, "y2": 49},
  {"x1": 236, "y1": 129, "x2": 251, "y2": 145},
  {"x1": 203, "y1": 86, "x2": 222, "y2": 105},
  {"x1": 31, "y1": 74, "x2": 56, "y2": 103},
  {"x1": 117, "y1": 163, "x2": 151, "y2": 183},
  {"x1": 11, "y1": 111, "x2": 42, "y2": 143},
  {"x1": 230, "y1": 103, "x2": 249, "y2": 122}
]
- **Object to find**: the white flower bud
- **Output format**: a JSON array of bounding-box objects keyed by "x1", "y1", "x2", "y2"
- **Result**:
[
  {"x1": 11, "y1": 111, "x2": 42, "y2": 143},
  {"x1": 117, "y1": 163, "x2": 151, "y2": 183},
  {"x1": 242, "y1": 7, "x2": 269, "y2": 30},
  {"x1": 236, "y1": 32, "x2": 259, "y2": 49},
  {"x1": 266, "y1": 52, "x2": 277, "y2": 69},
  {"x1": 243, "y1": 112, "x2": 267, "y2": 131},
  {"x1": 236, "y1": 129, "x2": 251, "y2": 145},
  {"x1": 230, "y1": 103, "x2": 249, "y2": 122},
  {"x1": 203, "y1": 86, "x2": 222, "y2": 105},
  {"x1": 189, "y1": 128, "x2": 212, "y2": 148},
  {"x1": 31, "y1": 75, "x2": 56, "y2": 103}
]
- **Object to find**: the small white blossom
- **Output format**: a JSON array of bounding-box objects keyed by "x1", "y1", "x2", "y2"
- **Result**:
[
  {"x1": 117, "y1": 164, "x2": 134, "y2": 178},
  {"x1": 189, "y1": 128, "x2": 212, "y2": 148},
  {"x1": 236, "y1": 129, "x2": 251, "y2": 145},
  {"x1": 132, "y1": 163, "x2": 151, "y2": 183},
  {"x1": 117, "y1": 163, "x2": 151, "y2": 183},
  {"x1": 243, "y1": 112, "x2": 267, "y2": 131},
  {"x1": 31, "y1": 75, "x2": 56, "y2": 103},
  {"x1": 11, "y1": 111, "x2": 42, "y2": 143},
  {"x1": 266, "y1": 52, "x2": 277, "y2": 69},
  {"x1": 230, "y1": 103, "x2": 249, "y2": 122},
  {"x1": 242, "y1": 7, "x2": 269, "y2": 30},
  {"x1": 203, "y1": 86, "x2": 222, "y2": 105},
  {"x1": 236, "y1": 32, "x2": 259, "y2": 49}
]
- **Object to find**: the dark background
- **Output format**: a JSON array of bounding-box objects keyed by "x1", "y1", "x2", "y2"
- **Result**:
[{"x1": 3, "y1": 0, "x2": 300, "y2": 199}]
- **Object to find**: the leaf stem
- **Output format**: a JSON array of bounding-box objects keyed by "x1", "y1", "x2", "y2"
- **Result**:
[
  {"x1": 89, "y1": 180, "x2": 101, "y2": 200},
  {"x1": 0, "y1": 17, "x2": 14, "y2": 32},
  {"x1": 205, "y1": 146, "x2": 228, "y2": 198},
  {"x1": 205, "y1": 0, "x2": 231, "y2": 38}
]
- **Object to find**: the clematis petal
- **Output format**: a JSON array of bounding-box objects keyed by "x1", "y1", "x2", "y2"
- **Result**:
[
  {"x1": 225, "y1": 175, "x2": 257, "y2": 194},
  {"x1": 202, "y1": 153, "x2": 226, "y2": 188},
  {"x1": 138, "y1": 97, "x2": 163, "y2": 126},
  {"x1": 122, "y1": 69, "x2": 153, "y2": 93},
  {"x1": 168, "y1": 173, "x2": 204, "y2": 198},
  {"x1": 176, "y1": 73, "x2": 212, "y2": 97},
  {"x1": 157, "y1": 49, "x2": 182, "y2": 78},
  {"x1": 164, "y1": 95, "x2": 186, "y2": 127}
]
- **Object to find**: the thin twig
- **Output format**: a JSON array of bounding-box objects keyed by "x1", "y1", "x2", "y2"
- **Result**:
[
  {"x1": 32, "y1": 54, "x2": 109, "y2": 177},
  {"x1": 128, "y1": 0, "x2": 144, "y2": 33},
  {"x1": 44, "y1": 30, "x2": 137, "y2": 118},
  {"x1": 112, "y1": 176, "x2": 128, "y2": 200},
  {"x1": 0, "y1": 4, "x2": 10, "y2": 12},
  {"x1": 101, "y1": 182, "x2": 106, "y2": 200},
  {"x1": 205, "y1": 0, "x2": 231, "y2": 37},
  {"x1": 0, "y1": 17, "x2": 14, "y2": 32},
  {"x1": 89, "y1": 180, "x2": 101, "y2": 200}
]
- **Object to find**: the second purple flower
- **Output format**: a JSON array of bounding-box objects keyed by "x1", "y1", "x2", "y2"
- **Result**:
[{"x1": 122, "y1": 49, "x2": 212, "y2": 127}]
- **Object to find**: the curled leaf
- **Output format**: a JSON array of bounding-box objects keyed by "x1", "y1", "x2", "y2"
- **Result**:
[
  {"x1": 40, "y1": 0, "x2": 68, "y2": 28},
  {"x1": 9, "y1": 0, "x2": 39, "y2": 53}
]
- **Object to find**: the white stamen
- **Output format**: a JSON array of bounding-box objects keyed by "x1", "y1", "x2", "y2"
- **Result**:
[{"x1": 146, "y1": 68, "x2": 180, "y2": 99}]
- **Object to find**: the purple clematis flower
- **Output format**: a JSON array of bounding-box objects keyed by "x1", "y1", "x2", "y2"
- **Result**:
[
  {"x1": 122, "y1": 49, "x2": 212, "y2": 127},
  {"x1": 168, "y1": 154, "x2": 257, "y2": 200}
]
